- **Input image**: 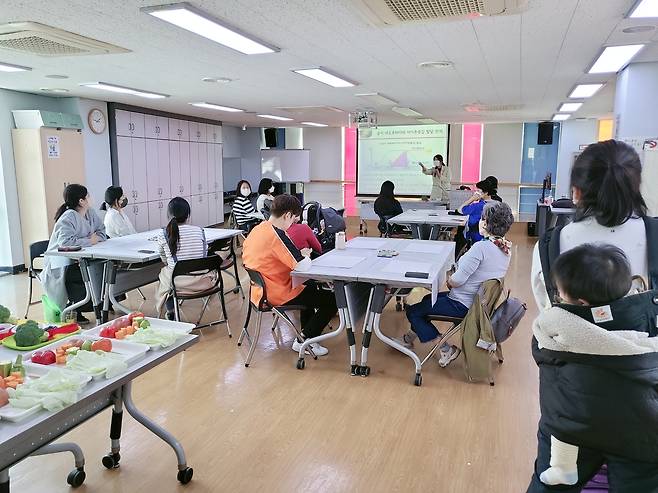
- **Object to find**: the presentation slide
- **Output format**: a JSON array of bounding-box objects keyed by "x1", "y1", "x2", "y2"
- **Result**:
[{"x1": 357, "y1": 124, "x2": 449, "y2": 196}]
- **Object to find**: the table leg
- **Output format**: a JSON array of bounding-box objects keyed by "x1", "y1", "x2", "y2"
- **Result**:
[
  {"x1": 358, "y1": 285, "x2": 380, "y2": 377},
  {"x1": 31, "y1": 442, "x2": 86, "y2": 487},
  {"x1": 230, "y1": 238, "x2": 245, "y2": 300},
  {"x1": 296, "y1": 281, "x2": 349, "y2": 371},
  {"x1": 105, "y1": 261, "x2": 132, "y2": 315},
  {"x1": 102, "y1": 388, "x2": 123, "y2": 469},
  {"x1": 410, "y1": 224, "x2": 422, "y2": 239},
  {"x1": 121, "y1": 381, "x2": 193, "y2": 484},
  {"x1": 60, "y1": 258, "x2": 93, "y2": 320},
  {"x1": 101, "y1": 261, "x2": 112, "y2": 323}
]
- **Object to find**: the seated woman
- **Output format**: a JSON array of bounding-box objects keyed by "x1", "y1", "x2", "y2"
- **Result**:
[
  {"x1": 287, "y1": 216, "x2": 322, "y2": 256},
  {"x1": 232, "y1": 180, "x2": 259, "y2": 233},
  {"x1": 101, "y1": 186, "x2": 136, "y2": 238},
  {"x1": 155, "y1": 197, "x2": 208, "y2": 320},
  {"x1": 256, "y1": 178, "x2": 275, "y2": 216},
  {"x1": 41, "y1": 184, "x2": 107, "y2": 324},
  {"x1": 396, "y1": 201, "x2": 514, "y2": 367},
  {"x1": 374, "y1": 180, "x2": 403, "y2": 235},
  {"x1": 455, "y1": 176, "x2": 499, "y2": 253}
]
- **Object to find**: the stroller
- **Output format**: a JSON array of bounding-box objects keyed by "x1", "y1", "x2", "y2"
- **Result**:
[{"x1": 301, "y1": 201, "x2": 346, "y2": 254}]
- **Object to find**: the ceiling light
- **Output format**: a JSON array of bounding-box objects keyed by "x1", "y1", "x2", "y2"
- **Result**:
[
  {"x1": 417, "y1": 61, "x2": 453, "y2": 69},
  {"x1": 202, "y1": 77, "x2": 232, "y2": 83},
  {"x1": 190, "y1": 102, "x2": 244, "y2": 112},
  {"x1": 292, "y1": 68, "x2": 356, "y2": 88},
  {"x1": 355, "y1": 92, "x2": 398, "y2": 105},
  {"x1": 552, "y1": 114, "x2": 570, "y2": 121},
  {"x1": 301, "y1": 121, "x2": 328, "y2": 127},
  {"x1": 629, "y1": 0, "x2": 658, "y2": 18},
  {"x1": 142, "y1": 2, "x2": 279, "y2": 55},
  {"x1": 45, "y1": 74, "x2": 69, "y2": 79},
  {"x1": 569, "y1": 84, "x2": 604, "y2": 98},
  {"x1": 392, "y1": 107, "x2": 423, "y2": 117},
  {"x1": 588, "y1": 45, "x2": 644, "y2": 73},
  {"x1": 40, "y1": 88, "x2": 69, "y2": 93},
  {"x1": 417, "y1": 118, "x2": 438, "y2": 124},
  {"x1": 622, "y1": 25, "x2": 655, "y2": 33},
  {"x1": 80, "y1": 82, "x2": 169, "y2": 99},
  {"x1": 257, "y1": 114, "x2": 294, "y2": 121},
  {"x1": 0, "y1": 62, "x2": 31, "y2": 72},
  {"x1": 558, "y1": 102, "x2": 583, "y2": 112}
]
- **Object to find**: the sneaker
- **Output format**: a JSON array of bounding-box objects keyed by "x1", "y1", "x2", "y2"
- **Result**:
[
  {"x1": 165, "y1": 311, "x2": 175, "y2": 321},
  {"x1": 76, "y1": 313, "x2": 90, "y2": 325},
  {"x1": 291, "y1": 339, "x2": 329, "y2": 357},
  {"x1": 437, "y1": 345, "x2": 461, "y2": 368},
  {"x1": 392, "y1": 335, "x2": 414, "y2": 349}
]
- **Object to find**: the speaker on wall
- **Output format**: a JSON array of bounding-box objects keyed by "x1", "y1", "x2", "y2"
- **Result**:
[
  {"x1": 264, "y1": 128, "x2": 278, "y2": 148},
  {"x1": 537, "y1": 122, "x2": 554, "y2": 145}
]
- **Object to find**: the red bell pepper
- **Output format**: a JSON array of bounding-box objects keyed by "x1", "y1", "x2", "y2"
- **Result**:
[
  {"x1": 46, "y1": 323, "x2": 78, "y2": 340},
  {"x1": 31, "y1": 350, "x2": 56, "y2": 365},
  {"x1": 0, "y1": 329, "x2": 13, "y2": 341}
]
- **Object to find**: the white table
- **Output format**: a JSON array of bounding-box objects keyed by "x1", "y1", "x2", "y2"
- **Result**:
[
  {"x1": 46, "y1": 228, "x2": 243, "y2": 322},
  {"x1": 357, "y1": 199, "x2": 448, "y2": 235},
  {"x1": 292, "y1": 237, "x2": 455, "y2": 385},
  {"x1": 0, "y1": 329, "x2": 198, "y2": 490},
  {"x1": 387, "y1": 210, "x2": 467, "y2": 240}
]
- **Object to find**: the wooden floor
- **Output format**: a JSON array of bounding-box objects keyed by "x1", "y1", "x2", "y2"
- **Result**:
[{"x1": 1, "y1": 220, "x2": 540, "y2": 493}]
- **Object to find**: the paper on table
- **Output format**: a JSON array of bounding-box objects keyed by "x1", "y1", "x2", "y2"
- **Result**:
[
  {"x1": 346, "y1": 237, "x2": 387, "y2": 249},
  {"x1": 313, "y1": 254, "x2": 366, "y2": 269},
  {"x1": 381, "y1": 260, "x2": 432, "y2": 275},
  {"x1": 403, "y1": 242, "x2": 448, "y2": 254}
]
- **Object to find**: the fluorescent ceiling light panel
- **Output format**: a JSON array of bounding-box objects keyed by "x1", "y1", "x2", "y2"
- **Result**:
[
  {"x1": 80, "y1": 82, "x2": 169, "y2": 99},
  {"x1": 301, "y1": 121, "x2": 328, "y2": 127},
  {"x1": 257, "y1": 114, "x2": 293, "y2": 121},
  {"x1": 629, "y1": 0, "x2": 658, "y2": 17},
  {"x1": 392, "y1": 107, "x2": 423, "y2": 117},
  {"x1": 569, "y1": 84, "x2": 604, "y2": 98},
  {"x1": 558, "y1": 102, "x2": 583, "y2": 112},
  {"x1": 190, "y1": 102, "x2": 244, "y2": 112},
  {"x1": 292, "y1": 68, "x2": 356, "y2": 88},
  {"x1": 355, "y1": 92, "x2": 398, "y2": 105},
  {"x1": 552, "y1": 114, "x2": 570, "y2": 121},
  {"x1": 142, "y1": 2, "x2": 278, "y2": 55},
  {"x1": 417, "y1": 118, "x2": 438, "y2": 124},
  {"x1": 0, "y1": 62, "x2": 31, "y2": 72},
  {"x1": 588, "y1": 45, "x2": 644, "y2": 73}
]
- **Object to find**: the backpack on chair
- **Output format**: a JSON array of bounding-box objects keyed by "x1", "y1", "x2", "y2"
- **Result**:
[{"x1": 489, "y1": 290, "x2": 527, "y2": 344}]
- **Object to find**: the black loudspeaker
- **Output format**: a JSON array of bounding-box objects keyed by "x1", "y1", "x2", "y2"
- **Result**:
[
  {"x1": 264, "y1": 128, "x2": 277, "y2": 148},
  {"x1": 537, "y1": 122, "x2": 553, "y2": 145}
]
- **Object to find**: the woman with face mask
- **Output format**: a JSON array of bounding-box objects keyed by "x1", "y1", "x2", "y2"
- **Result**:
[
  {"x1": 101, "y1": 186, "x2": 136, "y2": 238},
  {"x1": 40, "y1": 184, "x2": 107, "y2": 323},
  {"x1": 419, "y1": 154, "x2": 451, "y2": 202},
  {"x1": 256, "y1": 178, "x2": 275, "y2": 216},
  {"x1": 232, "y1": 180, "x2": 259, "y2": 232}
]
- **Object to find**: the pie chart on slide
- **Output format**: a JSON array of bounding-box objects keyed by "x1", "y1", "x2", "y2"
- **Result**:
[{"x1": 391, "y1": 151, "x2": 409, "y2": 168}]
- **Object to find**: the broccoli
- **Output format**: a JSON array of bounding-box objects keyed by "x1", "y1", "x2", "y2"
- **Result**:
[
  {"x1": 14, "y1": 320, "x2": 47, "y2": 347},
  {"x1": 0, "y1": 305, "x2": 10, "y2": 324}
]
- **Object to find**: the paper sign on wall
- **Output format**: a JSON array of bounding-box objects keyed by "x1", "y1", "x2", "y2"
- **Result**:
[
  {"x1": 527, "y1": 147, "x2": 535, "y2": 159},
  {"x1": 47, "y1": 136, "x2": 60, "y2": 158}
]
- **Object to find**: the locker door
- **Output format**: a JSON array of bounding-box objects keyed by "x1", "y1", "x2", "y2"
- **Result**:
[
  {"x1": 130, "y1": 112, "x2": 145, "y2": 138},
  {"x1": 156, "y1": 116, "x2": 169, "y2": 140},
  {"x1": 179, "y1": 141, "x2": 191, "y2": 197},
  {"x1": 145, "y1": 138, "x2": 159, "y2": 201},
  {"x1": 144, "y1": 114, "x2": 158, "y2": 139},
  {"x1": 169, "y1": 141, "x2": 182, "y2": 196},
  {"x1": 116, "y1": 136, "x2": 133, "y2": 198},
  {"x1": 214, "y1": 143, "x2": 223, "y2": 194},
  {"x1": 148, "y1": 201, "x2": 163, "y2": 230},
  {"x1": 133, "y1": 203, "x2": 150, "y2": 232},
  {"x1": 157, "y1": 139, "x2": 171, "y2": 199},
  {"x1": 189, "y1": 142, "x2": 201, "y2": 196},
  {"x1": 115, "y1": 110, "x2": 132, "y2": 137},
  {"x1": 206, "y1": 143, "x2": 216, "y2": 193},
  {"x1": 131, "y1": 138, "x2": 148, "y2": 203},
  {"x1": 198, "y1": 143, "x2": 208, "y2": 194}
]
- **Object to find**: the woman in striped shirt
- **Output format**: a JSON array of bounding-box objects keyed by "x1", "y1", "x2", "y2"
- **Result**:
[
  {"x1": 232, "y1": 180, "x2": 259, "y2": 233},
  {"x1": 156, "y1": 197, "x2": 208, "y2": 319}
]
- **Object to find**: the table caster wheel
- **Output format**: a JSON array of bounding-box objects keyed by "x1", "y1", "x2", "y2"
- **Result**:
[
  {"x1": 296, "y1": 358, "x2": 305, "y2": 370},
  {"x1": 232, "y1": 288, "x2": 240, "y2": 294},
  {"x1": 350, "y1": 364, "x2": 359, "y2": 376},
  {"x1": 360, "y1": 366, "x2": 370, "y2": 377},
  {"x1": 414, "y1": 374, "x2": 422, "y2": 386},
  {"x1": 67, "y1": 468, "x2": 86, "y2": 488},
  {"x1": 177, "y1": 467, "x2": 194, "y2": 484},
  {"x1": 102, "y1": 452, "x2": 120, "y2": 469},
  {"x1": 498, "y1": 359, "x2": 504, "y2": 364},
  {"x1": 490, "y1": 381, "x2": 495, "y2": 386}
]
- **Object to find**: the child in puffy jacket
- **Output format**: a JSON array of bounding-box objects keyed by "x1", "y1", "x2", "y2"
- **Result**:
[{"x1": 528, "y1": 244, "x2": 658, "y2": 492}]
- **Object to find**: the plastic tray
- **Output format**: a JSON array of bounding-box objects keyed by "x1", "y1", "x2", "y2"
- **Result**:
[
  {"x1": 2, "y1": 330, "x2": 80, "y2": 351},
  {"x1": 84, "y1": 317, "x2": 194, "y2": 351},
  {"x1": 0, "y1": 365, "x2": 91, "y2": 422}
]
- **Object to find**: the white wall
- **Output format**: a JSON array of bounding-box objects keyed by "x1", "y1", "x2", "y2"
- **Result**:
[
  {"x1": 448, "y1": 124, "x2": 462, "y2": 182},
  {"x1": 555, "y1": 119, "x2": 598, "y2": 198},
  {"x1": 481, "y1": 123, "x2": 523, "y2": 209},
  {"x1": 221, "y1": 126, "x2": 262, "y2": 193},
  {"x1": 303, "y1": 127, "x2": 343, "y2": 209},
  {"x1": 615, "y1": 62, "x2": 658, "y2": 139}
]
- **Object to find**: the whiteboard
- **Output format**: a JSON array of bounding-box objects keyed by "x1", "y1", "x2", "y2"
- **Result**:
[{"x1": 261, "y1": 149, "x2": 310, "y2": 182}]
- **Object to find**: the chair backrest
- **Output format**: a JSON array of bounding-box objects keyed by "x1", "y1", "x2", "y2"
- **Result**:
[
  {"x1": 207, "y1": 237, "x2": 232, "y2": 255},
  {"x1": 244, "y1": 266, "x2": 270, "y2": 310},
  {"x1": 29, "y1": 240, "x2": 50, "y2": 271}
]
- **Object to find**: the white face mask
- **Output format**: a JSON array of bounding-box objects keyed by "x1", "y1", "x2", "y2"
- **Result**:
[
  {"x1": 269, "y1": 186, "x2": 275, "y2": 194},
  {"x1": 240, "y1": 187, "x2": 251, "y2": 197},
  {"x1": 433, "y1": 160, "x2": 441, "y2": 166}
]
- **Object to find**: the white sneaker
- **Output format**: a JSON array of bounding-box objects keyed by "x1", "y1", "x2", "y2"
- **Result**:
[
  {"x1": 392, "y1": 335, "x2": 414, "y2": 349},
  {"x1": 437, "y1": 345, "x2": 461, "y2": 367},
  {"x1": 292, "y1": 339, "x2": 329, "y2": 357}
]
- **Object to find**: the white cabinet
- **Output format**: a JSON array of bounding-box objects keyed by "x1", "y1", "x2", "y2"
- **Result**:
[
  {"x1": 116, "y1": 136, "x2": 147, "y2": 203},
  {"x1": 148, "y1": 200, "x2": 168, "y2": 229},
  {"x1": 144, "y1": 115, "x2": 169, "y2": 140},
  {"x1": 208, "y1": 191, "x2": 223, "y2": 225},
  {"x1": 168, "y1": 119, "x2": 180, "y2": 141},
  {"x1": 199, "y1": 143, "x2": 208, "y2": 194},
  {"x1": 190, "y1": 142, "x2": 209, "y2": 195},
  {"x1": 126, "y1": 203, "x2": 150, "y2": 232},
  {"x1": 146, "y1": 139, "x2": 171, "y2": 201},
  {"x1": 115, "y1": 110, "x2": 145, "y2": 137},
  {"x1": 198, "y1": 123, "x2": 207, "y2": 143},
  {"x1": 168, "y1": 119, "x2": 189, "y2": 141},
  {"x1": 206, "y1": 143, "x2": 216, "y2": 194},
  {"x1": 190, "y1": 194, "x2": 208, "y2": 227},
  {"x1": 214, "y1": 143, "x2": 223, "y2": 192},
  {"x1": 208, "y1": 125, "x2": 222, "y2": 144},
  {"x1": 179, "y1": 141, "x2": 191, "y2": 196}
]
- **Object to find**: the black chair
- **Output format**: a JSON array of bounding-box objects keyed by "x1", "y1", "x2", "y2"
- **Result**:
[
  {"x1": 25, "y1": 240, "x2": 49, "y2": 318},
  {"x1": 207, "y1": 237, "x2": 245, "y2": 300},
  {"x1": 237, "y1": 267, "x2": 314, "y2": 367},
  {"x1": 377, "y1": 214, "x2": 411, "y2": 238},
  {"x1": 170, "y1": 255, "x2": 231, "y2": 336}
]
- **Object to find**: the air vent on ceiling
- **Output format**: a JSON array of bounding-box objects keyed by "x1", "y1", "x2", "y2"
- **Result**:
[
  {"x1": 354, "y1": 0, "x2": 528, "y2": 25},
  {"x1": 0, "y1": 22, "x2": 129, "y2": 56},
  {"x1": 463, "y1": 103, "x2": 524, "y2": 112}
]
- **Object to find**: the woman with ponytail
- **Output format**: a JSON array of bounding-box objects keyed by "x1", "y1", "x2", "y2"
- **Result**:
[
  {"x1": 155, "y1": 197, "x2": 208, "y2": 319},
  {"x1": 101, "y1": 186, "x2": 136, "y2": 238},
  {"x1": 42, "y1": 184, "x2": 107, "y2": 324}
]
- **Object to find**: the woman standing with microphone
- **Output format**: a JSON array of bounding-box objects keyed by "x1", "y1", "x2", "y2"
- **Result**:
[{"x1": 418, "y1": 154, "x2": 451, "y2": 202}]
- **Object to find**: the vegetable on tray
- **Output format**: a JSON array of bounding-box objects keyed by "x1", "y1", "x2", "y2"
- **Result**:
[
  {"x1": 65, "y1": 349, "x2": 127, "y2": 379},
  {"x1": 126, "y1": 327, "x2": 184, "y2": 348},
  {"x1": 0, "y1": 305, "x2": 17, "y2": 325},
  {"x1": 8, "y1": 370, "x2": 88, "y2": 412},
  {"x1": 14, "y1": 321, "x2": 48, "y2": 347}
]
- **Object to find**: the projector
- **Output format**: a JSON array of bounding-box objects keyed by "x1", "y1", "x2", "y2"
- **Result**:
[{"x1": 349, "y1": 110, "x2": 378, "y2": 128}]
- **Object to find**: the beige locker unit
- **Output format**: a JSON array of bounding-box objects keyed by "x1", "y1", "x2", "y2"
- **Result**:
[{"x1": 12, "y1": 128, "x2": 86, "y2": 262}]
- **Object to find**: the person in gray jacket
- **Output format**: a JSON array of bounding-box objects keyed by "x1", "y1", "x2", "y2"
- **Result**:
[{"x1": 41, "y1": 184, "x2": 107, "y2": 324}]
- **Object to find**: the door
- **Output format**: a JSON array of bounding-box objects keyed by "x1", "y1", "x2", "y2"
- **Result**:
[
  {"x1": 157, "y1": 139, "x2": 171, "y2": 199},
  {"x1": 198, "y1": 123, "x2": 207, "y2": 143},
  {"x1": 144, "y1": 114, "x2": 158, "y2": 139},
  {"x1": 179, "y1": 120, "x2": 189, "y2": 141},
  {"x1": 156, "y1": 116, "x2": 169, "y2": 140},
  {"x1": 211, "y1": 125, "x2": 222, "y2": 143},
  {"x1": 198, "y1": 143, "x2": 208, "y2": 194},
  {"x1": 214, "y1": 143, "x2": 223, "y2": 193},
  {"x1": 145, "y1": 138, "x2": 159, "y2": 201},
  {"x1": 115, "y1": 110, "x2": 132, "y2": 137},
  {"x1": 168, "y1": 119, "x2": 180, "y2": 141},
  {"x1": 130, "y1": 112, "x2": 145, "y2": 138},
  {"x1": 192, "y1": 194, "x2": 208, "y2": 227},
  {"x1": 179, "y1": 141, "x2": 191, "y2": 196},
  {"x1": 169, "y1": 141, "x2": 182, "y2": 196},
  {"x1": 131, "y1": 138, "x2": 148, "y2": 203},
  {"x1": 189, "y1": 142, "x2": 201, "y2": 196},
  {"x1": 133, "y1": 203, "x2": 150, "y2": 232},
  {"x1": 206, "y1": 143, "x2": 216, "y2": 193},
  {"x1": 188, "y1": 122, "x2": 198, "y2": 143},
  {"x1": 148, "y1": 200, "x2": 167, "y2": 229},
  {"x1": 117, "y1": 136, "x2": 134, "y2": 199}
]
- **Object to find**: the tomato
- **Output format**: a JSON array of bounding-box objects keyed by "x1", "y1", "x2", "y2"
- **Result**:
[
  {"x1": 91, "y1": 338, "x2": 112, "y2": 352},
  {"x1": 128, "y1": 312, "x2": 144, "y2": 324},
  {"x1": 99, "y1": 327, "x2": 117, "y2": 339}
]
